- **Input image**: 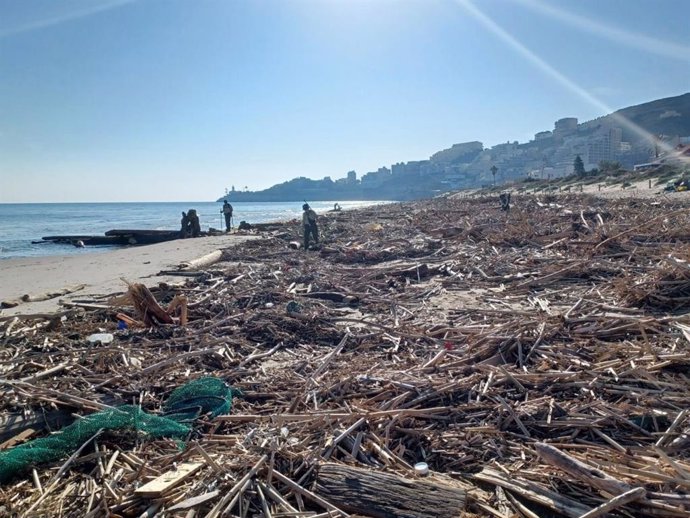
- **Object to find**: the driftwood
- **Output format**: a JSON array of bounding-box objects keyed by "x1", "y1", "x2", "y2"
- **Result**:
[
  {"x1": 123, "y1": 281, "x2": 187, "y2": 326},
  {"x1": 535, "y1": 442, "x2": 635, "y2": 496},
  {"x1": 126, "y1": 282, "x2": 174, "y2": 326},
  {"x1": 301, "y1": 291, "x2": 359, "y2": 304},
  {"x1": 180, "y1": 249, "x2": 223, "y2": 270},
  {"x1": 316, "y1": 463, "x2": 466, "y2": 518},
  {"x1": 1, "y1": 284, "x2": 85, "y2": 308},
  {"x1": 134, "y1": 462, "x2": 204, "y2": 497},
  {"x1": 0, "y1": 409, "x2": 71, "y2": 443},
  {"x1": 2, "y1": 194, "x2": 690, "y2": 517},
  {"x1": 578, "y1": 487, "x2": 647, "y2": 518}
]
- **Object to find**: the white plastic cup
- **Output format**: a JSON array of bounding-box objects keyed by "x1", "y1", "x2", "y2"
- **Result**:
[{"x1": 414, "y1": 462, "x2": 429, "y2": 476}]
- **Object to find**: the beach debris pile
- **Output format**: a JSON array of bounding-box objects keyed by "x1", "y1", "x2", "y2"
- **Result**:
[{"x1": 1, "y1": 193, "x2": 690, "y2": 517}]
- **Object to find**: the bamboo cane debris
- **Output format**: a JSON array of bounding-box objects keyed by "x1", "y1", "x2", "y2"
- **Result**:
[{"x1": 1, "y1": 193, "x2": 690, "y2": 517}]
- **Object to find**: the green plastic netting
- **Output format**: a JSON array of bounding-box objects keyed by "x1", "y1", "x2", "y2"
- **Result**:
[
  {"x1": 163, "y1": 376, "x2": 235, "y2": 422},
  {"x1": 0, "y1": 376, "x2": 234, "y2": 483}
]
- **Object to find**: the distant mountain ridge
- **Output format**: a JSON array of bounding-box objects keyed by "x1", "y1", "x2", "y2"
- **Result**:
[
  {"x1": 217, "y1": 92, "x2": 690, "y2": 202},
  {"x1": 592, "y1": 93, "x2": 690, "y2": 142}
]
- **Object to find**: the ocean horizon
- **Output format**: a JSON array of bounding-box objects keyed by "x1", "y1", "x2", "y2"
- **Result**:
[{"x1": 0, "y1": 200, "x2": 389, "y2": 260}]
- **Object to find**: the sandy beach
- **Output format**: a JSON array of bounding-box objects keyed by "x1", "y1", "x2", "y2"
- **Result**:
[{"x1": 0, "y1": 233, "x2": 258, "y2": 317}]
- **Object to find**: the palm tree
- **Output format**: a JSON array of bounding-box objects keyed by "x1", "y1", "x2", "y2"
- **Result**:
[{"x1": 490, "y1": 165, "x2": 498, "y2": 186}]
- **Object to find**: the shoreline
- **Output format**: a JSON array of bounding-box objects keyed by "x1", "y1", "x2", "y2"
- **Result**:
[
  {"x1": 0, "y1": 199, "x2": 390, "y2": 262},
  {"x1": 0, "y1": 233, "x2": 259, "y2": 317},
  {"x1": 0, "y1": 199, "x2": 391, "y2": 317},
  {"x1": 0, "y1": 187, "x2": 679, "y2": 317},
  {"x1": 0, "y1": 199, "x2": 380, "y2": 317}
]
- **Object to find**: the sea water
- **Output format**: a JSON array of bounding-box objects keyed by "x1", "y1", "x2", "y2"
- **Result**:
[{"x1": 0, "y1": 201, "x2": 388, "y2": 259}]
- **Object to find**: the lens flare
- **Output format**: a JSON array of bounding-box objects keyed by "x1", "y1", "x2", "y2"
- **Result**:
[
  {"x1": 514, "y1": 0, "x2": 690, "y2": 64},
  {"x1": 455, "y1": 0, "x2": 675, "y2": 155}
]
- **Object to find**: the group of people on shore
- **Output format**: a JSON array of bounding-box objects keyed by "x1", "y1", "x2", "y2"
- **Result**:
[
  {"x1": 180, "y1": 201, "x2": 235, "y2": 238},
  {"x1": 178, "y1": 200, "x2": 321, "y2": 251},
  {"x1": 179, "y1": 209, "x2": 201, "y2": 238}
]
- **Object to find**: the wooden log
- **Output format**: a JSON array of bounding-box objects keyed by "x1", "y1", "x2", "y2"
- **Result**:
[
  {"x1": 104, "y1": 229, "x2": 179, "y2": 237},
  {"x1": 0, "y1": 409, "x2": 71, "y2": 442},
  {"x1": 158, "y1": 270, "x2": 208, "y2": 277},
  {"x1": 577, "y1": 487, "x2": 646, "y2": 518},
  {"x1": 41, "y1": 235, "x2": 128, "y2": 245},
  {"x1": 270, "y1": 468, "x2": 347, "y2": 515},
  {"x1": 180, "y1": 250, "x2": 223, "y2": 270},
  {"x1": 315, "y1": 463, "x2": 466, "y2": 518},
  {"x1": 473, "y1": 467, "x2": 590, "y2": 518},
  {"x1": 20, "y1": 284, "x2": 86, "y2": 303},
  {"x1": 301, "y1": 292, "x2": 359, "y2": 304},
  {"x1": 535, "y1": 442, "x2": 635, "y2": 495}
]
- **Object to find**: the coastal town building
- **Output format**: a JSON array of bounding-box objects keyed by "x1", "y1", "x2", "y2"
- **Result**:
[
  {"x1": 586, "y1": 127, "x2": 623, "y2": 168},
  {"x1": 217, "y1": 93, "x2": 690, "y2": 202},
  {"x1": 361, "y1": 167, "x2": 391, "y2": 188}
]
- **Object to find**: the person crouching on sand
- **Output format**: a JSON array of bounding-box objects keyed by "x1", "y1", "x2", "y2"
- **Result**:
[{"x1": 187, "y1": 209, "x2": 201, "y2": 237}]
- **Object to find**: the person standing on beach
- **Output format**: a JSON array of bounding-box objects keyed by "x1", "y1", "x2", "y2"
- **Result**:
[
  {"x1": 180, "y1": 212, "x2": 189, "y2": 238},
  {"x1": 302, "y1": 203, "x2": 319, "y2": 250},
  {"x1": 221, "y1": 200, "x2": 233, "y2": 231}
]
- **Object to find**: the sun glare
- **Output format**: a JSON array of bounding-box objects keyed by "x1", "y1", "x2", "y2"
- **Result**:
[
  {"x1": 515, "y1": 0, "x2": 690, "y2": 63},
  {"x1": 455, "y1": 0, "x2": 676, "y2": 155}
]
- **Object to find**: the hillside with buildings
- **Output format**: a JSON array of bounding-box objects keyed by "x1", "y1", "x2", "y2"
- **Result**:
[{"x1": 218, "y1": 92, "x2": 690, "y2": 202}]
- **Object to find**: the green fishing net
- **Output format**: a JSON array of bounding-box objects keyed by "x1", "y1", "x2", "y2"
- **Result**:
[
  {"x1": 163, "y1": 376, "x2": 235, "y2": 422},
  {"x1": 0, "y1": 377, "x2": 234, "y2": 483}
]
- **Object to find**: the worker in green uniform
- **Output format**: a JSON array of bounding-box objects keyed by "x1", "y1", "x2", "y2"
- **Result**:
[
  {"x1": 221, "y1": 200, "x2": 233, "y2": 231},
  {"x1": 302, "y1": 203, "x2": 319, "y2": 250}
]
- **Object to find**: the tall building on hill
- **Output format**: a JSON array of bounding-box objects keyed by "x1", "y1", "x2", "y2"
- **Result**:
[
  {"x1": 361, "y1": 167, "x2": 391, "y2": 188},
  {"x1": 392, "y1": 161, "x2": 427, "y2": 176},
  {"x1": 587, "y1": 127, "x2": 622, "y2": 166}
]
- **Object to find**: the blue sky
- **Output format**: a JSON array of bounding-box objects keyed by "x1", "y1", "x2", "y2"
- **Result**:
[{"x1": 1, "y1": 0, "x2": 688, "y2": 202}]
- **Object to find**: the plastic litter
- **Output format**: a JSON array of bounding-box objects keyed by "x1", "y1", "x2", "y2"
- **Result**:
[
  {"x1": 414, "y1": 462, "x2": 429, "y2": 476},
  {"x1": 0, "y1": 377, "x2": 234, "y2": 483},
  {"x1": 86, "y1": 333, "x2": 114, "y2": 344}
]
